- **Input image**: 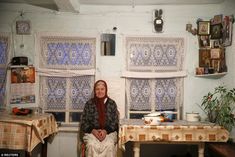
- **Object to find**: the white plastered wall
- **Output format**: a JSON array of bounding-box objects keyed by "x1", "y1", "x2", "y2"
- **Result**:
[{"x1": 0, "y1": 1, "x2": 235, "y2": 156}]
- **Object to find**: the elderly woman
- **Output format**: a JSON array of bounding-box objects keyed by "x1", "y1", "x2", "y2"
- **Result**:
[{"x1": 80, "y1": 80, "x2": 119, "y2": 157}]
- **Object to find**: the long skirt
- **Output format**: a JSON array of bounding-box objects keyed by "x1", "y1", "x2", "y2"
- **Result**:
[{"x1": 83, "y1": 131, "x2": 117, "y2": 157}]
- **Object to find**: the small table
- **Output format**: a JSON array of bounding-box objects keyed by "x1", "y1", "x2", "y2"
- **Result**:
[
  {"x1": 0, "y1": 112, "x2": 58, "y2": 157},
  {"x1": 119, "y1": 119, "x2": 229, "y2": 157}
]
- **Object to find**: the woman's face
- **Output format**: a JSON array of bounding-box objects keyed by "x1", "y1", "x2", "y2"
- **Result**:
[{"x1": 95, "y1": 83, "x2": 106, "y2": 98}]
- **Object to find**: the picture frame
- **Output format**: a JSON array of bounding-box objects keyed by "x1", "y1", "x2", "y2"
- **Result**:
[
  {"x1": 210, "y1": 48, "x2": 221, "y2": 59},
  {"x1": 199, "y1": 49, "x2": 211, "y2": 67},
  {"x1": 16, "y1": 20, "x2": 31, "y2": 35},
  {"x1": 212, "y1": 60, "x2": 220, "y2": 73},
  {"x1": 198, "y1": 35, "x2": 210, "y2": 48},
  {"x1": 196, "y1": 67, "x2": 204, "y2": 75},
  {"x1": 210, "y1": 24, "x2": 223, "y2": 39},
  {"x1": 197, "y1": 21, "x2": 210, "y2": 35},
  {"x1": 212, "y1": 14, "x2": 223, "y2": 25},
  {"x1": 213, "y1": 40, "x2": 220, "y2": 48},
  {"x1": 11, "y1": 67, "x2": 35, "y2": 83},
  {"x1": 223, "y1": 15, "x2": 234, "y2": 47}
]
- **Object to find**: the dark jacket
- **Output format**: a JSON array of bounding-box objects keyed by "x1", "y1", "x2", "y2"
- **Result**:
[{"x1": 80, "y1": 97, "x2": 119, "y2": 134}]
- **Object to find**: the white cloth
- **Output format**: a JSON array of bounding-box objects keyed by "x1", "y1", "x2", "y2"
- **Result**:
[{"x1": 83, "y1": 131, "x2": 117, "y2": 157}]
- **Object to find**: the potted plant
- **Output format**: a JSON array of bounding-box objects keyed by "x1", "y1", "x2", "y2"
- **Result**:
[{"x1": 200, "y1": 85, "x2": 235, "y2": 132}]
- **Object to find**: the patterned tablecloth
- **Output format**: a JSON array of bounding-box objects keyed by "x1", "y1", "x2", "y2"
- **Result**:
[
  {"x1": 0, "y1": 112, "x2": 58, "y2": 152},
  {"x1": 119, "y1": 119, "x2": 229, "y2": 148}
]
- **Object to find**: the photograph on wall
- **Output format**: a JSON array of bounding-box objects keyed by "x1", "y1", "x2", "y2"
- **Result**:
[
  {"x1": 212, "y1": 60, "x2": 220, "y2": 73},
  {"x1": 196, "y1": 67, "x2": 204, "y2": 75},
  {"x1": 198, "y1": 35, "x2": 210, "y2": 48},
  {"x1": 197, "y1": 21, "x2": 210, "y2": 35},
  {"x1": 223, "y1": 15, "x2": 234, "y2": 47},
  {"x1": 199, "y1": 49, "x2": 211, "y2": 67},
  {"x1": 210, "y1": 24, "x2": 223, "y2": 39},
  {"x1": 210, "y1": 48, "x2": 221, "y2": 59},
  {"x1": 211, "y1": 14, "x2": 223, "y2": 25},
  {"x1": 210, "y1": 40, "x2": 220, "y2": 48},
  {"x1": 11, "y1": 67, "x2": 35, "y2": 83},
  {"x1": 10, "y1": 83, "x2": 35, "y2": 104}
]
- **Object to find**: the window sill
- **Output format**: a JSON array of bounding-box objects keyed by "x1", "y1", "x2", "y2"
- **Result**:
[{"x1": 58, "y1": 124, "x2": 79, "y2": 132}]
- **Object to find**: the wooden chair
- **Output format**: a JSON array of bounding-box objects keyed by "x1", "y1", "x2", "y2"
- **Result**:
[{"x1": 78, "y1": 111, "x2": 120, "y2": 157}]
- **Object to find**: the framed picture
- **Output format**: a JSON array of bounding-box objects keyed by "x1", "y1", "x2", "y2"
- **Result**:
[
  {"x1": 198, "y1": 35, "x2": 210, "y2": 48},
  {"x1": 11, "y1": 67, "x2": 35, "y2": 83},
  {"x1": 212, "y1": 60, "x2": 220, "y2": 73},
  {"x1": 210, "y1": 24, "x2": 223, "y2": 39},
  {"x1": 212, "y1": 14, "x2": 223, "y2": 25},
  {"x1": 16, "y1": 20, "x2": 31, "y2": 35},
  {"x1": 223, "y1": 15, "x2": 234, "y2": 47},
  {"x1": 214, "y1": 40, "x2": 220, "y2": 48},
  {"x1": 210, "y1": 40, "x2": 220, "y2": 48},
  {"x1": 210, "y1": 48, "x2": 221, "y2": 59},
  {"x1": 196, "y1": 67, "x2": 204, "y2": 75},
  {"x1": 199, "y1": 49, "x2": 211, "y2": 67},
  {"x1": 197, "y1": 21, "x2": 210, "y2": 35}
]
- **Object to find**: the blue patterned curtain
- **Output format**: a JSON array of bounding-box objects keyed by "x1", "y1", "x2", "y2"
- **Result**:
[
  {"x1": 0, "y1": 35, "x2": 9, "y2": 108},
  {"x1": 40, "y1": 37, "x2": 95, "y2": 70},
  {"x1": 126, "y1": 37, "x2": 185, "y2": 114},
  {"x1": 128, "y1": 78, "x2": 182, "y2": 111},
  {"x1": 39, "y1": 36, "x2": 96, "y2": 120}
]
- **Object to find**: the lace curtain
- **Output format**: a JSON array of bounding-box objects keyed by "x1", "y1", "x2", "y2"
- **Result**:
[
  {"x1": 126, "y1": 37, "x2": 185, "y2": 72},
  {"x1": 38, "y1": 35, "x2": 96, "y2": 113},
  {"x1": 125, "y1": 37, "x2": 185, "y2": 113},
  {"x1": 126, "y1": 78, "x2": 183, "y2": 111},
  {"x1": 0, "y1": 33, "x2": 9, "y2": 107}
]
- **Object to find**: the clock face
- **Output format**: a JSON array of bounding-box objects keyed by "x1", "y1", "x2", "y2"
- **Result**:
[
  {"x1": 155, "y1": 19, "x2": 162, "y2": 24},
  {"x1": 16, "y1": 20, "x2": 31, "y2": 34}
]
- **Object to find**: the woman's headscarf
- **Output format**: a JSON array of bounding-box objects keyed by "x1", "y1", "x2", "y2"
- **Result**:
[{"x1": 94, "y1": 80, "x2": 108, "y2": 129}]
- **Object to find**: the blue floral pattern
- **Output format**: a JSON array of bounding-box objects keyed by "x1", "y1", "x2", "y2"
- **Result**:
[
  {"x1": 126, "y1": 37, "x2": 184, "y2": 113},
  {"x1": 127, "y1": 37, "x2": 184, "y2": 71},
  {"x1": 0, "y1": 35, "x2": 9, "y2": 107},
  {"x1": 39, "y1": 36, "x2": 96, "y2": 113},
  {"x1": 40, "y1": 37, "x2": 95, "y2": 70}
]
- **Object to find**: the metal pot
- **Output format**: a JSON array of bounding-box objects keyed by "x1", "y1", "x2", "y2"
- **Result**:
[{"x1": 186, "y1": 112, "x2": 200, "y2": 122}]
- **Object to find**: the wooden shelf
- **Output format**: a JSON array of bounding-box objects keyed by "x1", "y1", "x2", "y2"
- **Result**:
[{"x1": 195, "y1": 72, "x2": 227, "y2": 78}]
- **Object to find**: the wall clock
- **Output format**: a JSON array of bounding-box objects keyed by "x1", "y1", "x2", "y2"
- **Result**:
[
  {"x1": 16, "y1": 20, "x2": 31, "y2": 35},
  {"x1": 154, "y1": 9, "x2": 164, "y2": 33}
]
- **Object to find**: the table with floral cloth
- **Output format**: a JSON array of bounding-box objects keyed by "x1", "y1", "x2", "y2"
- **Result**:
[
  {"x1": 119, "y1": 119, "x2": 229, "y2": 157},
  {"x1": 0, "y1": 112, "x2": 58, "y2": 156}
]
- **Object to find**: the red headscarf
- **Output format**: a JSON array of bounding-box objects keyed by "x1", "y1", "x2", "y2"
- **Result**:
[{"x1": 94, "y1": 80, "x2": 108, "y2": 129}]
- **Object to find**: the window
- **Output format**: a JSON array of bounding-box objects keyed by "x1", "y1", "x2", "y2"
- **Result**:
[
  {"x1": 0, "y1": 34, "x2": 10, "y2": 108},
  {"x1": 38, "y1": 35, "x2": 96, "y2": 124},
  {"x1": 124, "y1": 37, "x2": 186, "y2": 119}
]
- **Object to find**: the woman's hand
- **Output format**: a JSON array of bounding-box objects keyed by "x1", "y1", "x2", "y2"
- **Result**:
[
  {"x1": 98, "y1": 129, "x2": 107, "y2": 142},
  {"x1": 91, "y1": 129, "x2": 107, "y2": 142},
  {"x1": 91, "y1": 129, "x2": 100, "y2": 140}
]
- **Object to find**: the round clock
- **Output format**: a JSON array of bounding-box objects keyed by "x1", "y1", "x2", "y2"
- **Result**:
[{"x1": 16, "y1": 20, "x2": 31, "y2": 35}]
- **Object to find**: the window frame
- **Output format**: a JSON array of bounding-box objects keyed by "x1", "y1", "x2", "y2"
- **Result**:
[
  {"x1": 123, "y1": 36, "x2": 186, "y2": 119},
  {"x1": 37, "y1": 34, "x2": 96, "y2": 125}
]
